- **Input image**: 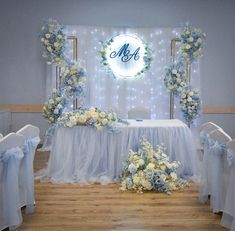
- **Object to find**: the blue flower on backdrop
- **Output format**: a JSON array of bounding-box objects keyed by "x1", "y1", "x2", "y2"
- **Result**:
[
  {"x1": 40, "y1": 19, "x2": 67, "y2": 66},
  {"x1": 164, "y1": 60, "x2": 187, "y2": 96},
  {"x1": 180, "y1": 24, "x2": 206, "y2": 63},
  {"x1": 120, "y1": 138, "x2": 188, "y2": 194},
  {"x1": 60, "y1": 63, "x2": 86, "y2": 98},
  {"x1": 43, "y1": 89, "x2": 67, "y2": 124},
  {"x1": 180, "y1": 87, "x2": 201, "y2": 125}
]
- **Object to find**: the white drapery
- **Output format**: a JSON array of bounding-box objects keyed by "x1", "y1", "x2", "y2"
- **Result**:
[{"x1": 46, "y1": 25, "x2": 201, "y2": 122}]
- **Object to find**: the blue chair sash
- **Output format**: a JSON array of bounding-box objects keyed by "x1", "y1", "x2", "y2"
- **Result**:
[
  {"x1": 227, "y1": 149, "x2": 235, "y2": 167},
  {"x1": 0, "y1": 147, "x2": 24, "y2": 163},
  {"x1": 207, "y1": 138, "x2": 226, "y2": 155}
]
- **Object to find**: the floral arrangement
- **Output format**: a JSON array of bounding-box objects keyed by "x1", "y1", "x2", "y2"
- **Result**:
[
  {"x1": 58, "y1": 107, "x2": 128, "y2": 130},
  {"x1": 180, "y1": 25, "x2": 206, "y2": 63},
  {"x1": 120, "y1": 138, "x2": 188, "y2": 194},
  {"x1": 40, "y1": 19, "x2": 67, "y2": 66},
  {"x1": 43, "y1": 89, "x2": 66, "y2": 124},
  {"x1": 164, "y1": 60, "x2": 187, "y2": 95},
  {"x1": 100, "y1": 35, "x2": 153, "y2": 78},
  {"x1": 180, "y1": 87, "x2": 201, "y2": 124},
  {"x1": 60, "y1": 63, "x2": 86, "y2": 97}
]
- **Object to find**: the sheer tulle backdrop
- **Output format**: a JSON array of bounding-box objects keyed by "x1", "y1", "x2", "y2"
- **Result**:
[{"x1": 46, "y1": 25, "x2": 201, "y2": 123}]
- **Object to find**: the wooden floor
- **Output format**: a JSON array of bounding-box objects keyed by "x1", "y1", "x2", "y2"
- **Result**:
[{"x1": 17, "y1": 151, "x2": 227, "y2": 231}]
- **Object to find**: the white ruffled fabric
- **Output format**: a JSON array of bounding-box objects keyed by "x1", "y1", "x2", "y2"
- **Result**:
[
  {"x1": 199, "y1": 137, "x2": 228, "y2": 213},
  {"x1": 221, "y1": 149, "x2": 235, "y2": 231},
  {"x1": 19, "y1": 136, "x2": 40, "y2": 214},
  {"x1": 36, "y1": 119, "x2": 197, "y2": 184},
  {"x1": 0, "y1": 147, "x2": 24, "y2": 231}
]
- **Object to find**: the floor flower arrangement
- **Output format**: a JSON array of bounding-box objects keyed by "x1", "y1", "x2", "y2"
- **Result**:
[{"x1": 120, "y1": 138, "x2": 188, "y2": 194}]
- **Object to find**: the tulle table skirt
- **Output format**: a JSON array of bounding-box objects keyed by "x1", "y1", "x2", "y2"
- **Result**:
[{"x1": 37, "y1": 119, "x2": 197, "y2": 184}]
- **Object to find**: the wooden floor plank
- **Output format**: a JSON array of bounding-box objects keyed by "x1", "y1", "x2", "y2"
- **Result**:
[{"x1": 17, "y1": 151, "x2": 228, "y2": 231}]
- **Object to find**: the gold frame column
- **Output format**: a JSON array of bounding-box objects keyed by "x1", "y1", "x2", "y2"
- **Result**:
[
  {"x1": 170, "y1": 38, "x2": 180, "y2": 119},
  {"x1": 56, "y1": 36, "x2": 78, "y2": 110}
]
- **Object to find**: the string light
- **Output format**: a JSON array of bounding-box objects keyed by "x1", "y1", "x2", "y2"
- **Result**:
[{"x1": 59, "y1": 26, "x2": 201, "y2": 119}]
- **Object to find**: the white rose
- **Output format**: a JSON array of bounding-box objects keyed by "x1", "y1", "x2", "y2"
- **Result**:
[
  {"x1": 90, "y1": 107, "x2": 96, "y2": 112},
  {"x1": 188, "y1": 37, "x2": 194, "y2": 42},
  {"x1": 102, "y1": 118, "x2": 108, "y2": 125},
  {"x1": 187, "y1": 97, "x2": 192, "y2": 102},
  {"x1": 197, "y1": 38, "x2": 202, "y2": 43},
  {"x1": 44, "y1": 40, "x2": 49, "y2": 45},
  {"x1": 186, "y1": 44, "x2": 191, "y2": 50},
  {"x1": 138, "y1": 159, "x2": 145, "y2": 166},
  {"x1": 99, "y1": 112, "x2": 106, "y2": 118},
  {"x1": 47, "y1": 46, "x2": 52, "y2": 52},
  {"x1": 146, "y1": 163, "x2": 155, "y2": 170},
  {"x1": 57, "y1": 34, "x2": 62, "y2": 39},
  {"x1": 78, "y1": 115, "x2": 86, "y2": 123},
  {"x1": 54, "y1": 109, "x2": 59, "y2": 114},
  {"x1": 170, "y1": 172, "x2": 177, "y2": 180},
  {"x1": 133, "y1": 176, "x2": 140, "y2": 185},
  {"x1": 189, "y1": 91, "x2": 194, "y2": 96},
  {"x1": 45, "y1": 33, "x2": 51, "y2": 39},
  {"x1": 48, "y1": 99, "x2": 54, "y2": 104},
  {"x1": 54, "y1": 42, "x2": 59, "y2": 48},
  {"x1": 41, "y1": 38, "x2": 45, "y2": 42},
  {"x1": 172, "y1": 69, "x2": 177, "y2": 75}
]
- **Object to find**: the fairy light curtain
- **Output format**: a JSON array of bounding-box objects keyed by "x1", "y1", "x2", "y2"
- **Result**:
[{"x1": 46, "y1": 25, "x2": 201, "y2": 121}]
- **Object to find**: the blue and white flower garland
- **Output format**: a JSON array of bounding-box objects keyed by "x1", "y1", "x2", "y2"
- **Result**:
[
  {"x1": 164, "y1": 24, "x2": 205, "y2": 125},
  {"x1": 180, "y1": 25, "x2": 206, "y2": 63},
  {"x1": 164, "y1": 60, "x2": 187, "y2": 96},
  {"x1": 40, "y1": 19, "x2": 67, "y2": 66},
  {"x1": 100, "y1": 36, "x2": 153, "y2": 78},
  {"x1": 42, "y1": 89, "x2": 67, "y2": 124},
  {"x1": 180, "y1": 87, "x2": 201, "y2": 123},
  {"x1": 60, "y1": 63, "x2": 86, "y2": 97}
]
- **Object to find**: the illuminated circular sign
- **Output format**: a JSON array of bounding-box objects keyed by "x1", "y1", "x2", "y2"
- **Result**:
[{"x1": 100, "y1": 34, "x2": 152, "y2": 78}]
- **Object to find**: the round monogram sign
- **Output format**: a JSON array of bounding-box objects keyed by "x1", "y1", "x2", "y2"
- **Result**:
[{"x1": 100, "y1": 34, "x2": 152, "y2": 78}]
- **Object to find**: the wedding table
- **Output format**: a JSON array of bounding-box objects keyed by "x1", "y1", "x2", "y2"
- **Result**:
[{"x1": 42, "y1": 119, "x2": 197, "y2": 184}]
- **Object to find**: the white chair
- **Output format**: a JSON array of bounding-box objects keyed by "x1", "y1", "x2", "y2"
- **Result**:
[
  {"x1": 16, "y1": 124, "x2": 40, "y2": 214},
  {"x1": 0, "y1": 133, "x2": 3, "y2": 139},
  {"x1": 0, "y1": 133, "x2": 24, "y2": 230},
  {"x1": 200, "y1": 122, "x2": 221, "y2": 149},
  {"x1": 200, "y1": 129, "x2": 231, "y2": 213},
  {"x1": 221, "y1": 139, "x2": 235, "y2": 231},
  {"x1": 128, "y1": 108, "x2": 151, "y2": 120}
]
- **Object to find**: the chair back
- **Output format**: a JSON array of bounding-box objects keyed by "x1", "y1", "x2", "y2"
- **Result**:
[
  {"x1": 209, "y1": 129, "x2": 232, "y2": 145},
  {"x1": 0, "y1": 133, "x2": 24, "y2": 152},
  {"x1": 200, "y1": 122, "x2": 221, "y2": 134},
  {"x1": 16, "y1": 124, "x2": 40, "y2": 140},
  {"x1": 128, "y1": 108, "x2": 151, "y2": 119},
  {"x1": 227, "y1": 139, "x2": 235, "y2": 150}
]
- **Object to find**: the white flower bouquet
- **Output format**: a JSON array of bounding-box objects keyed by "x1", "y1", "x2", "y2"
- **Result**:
[
  {"x1": 120, "y1": 138, "x2": 188, "y2": 194},
  {"x1": 164, "y1": 60, "x2": 187, "y2": 95},
  {"x1": 60, "y1": 64, "x2": 86, "y2": 97},
  {"x1": 43, "y1": 89, "x2": 66, "y2": 124},
  {"x1": 180, "y1": 87, "x2": 201, "y2": 124},
  {"x1": 58, "y1": 107, "x2": 128, "y2": 130},
  {"x1": 180, "y1": 25, "x2": 206, "y2": 63},
  {"x1": 40, "y1": 19, "x2": 67, "y2": 66}
]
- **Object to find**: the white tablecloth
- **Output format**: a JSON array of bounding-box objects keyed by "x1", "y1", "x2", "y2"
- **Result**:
[{"x1": 39, "y1": 119, "x2": 197, "y2": 184}]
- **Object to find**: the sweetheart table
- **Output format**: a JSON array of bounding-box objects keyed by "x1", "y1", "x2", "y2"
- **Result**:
[{"x1": 40, "y1": 119, "x2": 197, "y2": 184}]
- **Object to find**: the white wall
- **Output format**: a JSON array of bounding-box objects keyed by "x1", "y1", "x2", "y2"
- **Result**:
[{"x1": 0, "y1": 0, "x2": 235, "y2": 138}]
